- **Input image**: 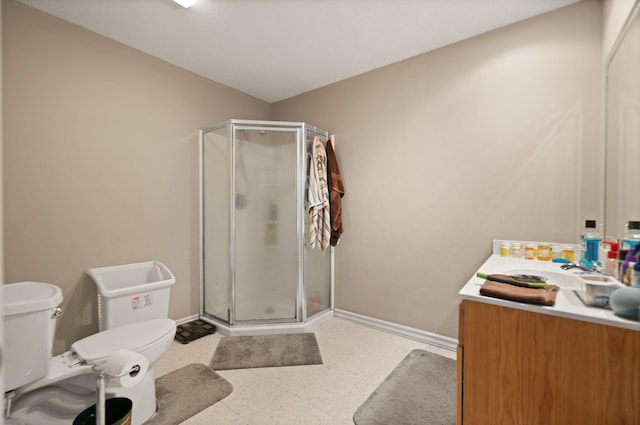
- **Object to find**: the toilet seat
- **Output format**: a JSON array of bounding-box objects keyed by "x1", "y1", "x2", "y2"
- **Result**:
[{"x1": 71, "y1": 318, "x2": 175, "y2": 364}]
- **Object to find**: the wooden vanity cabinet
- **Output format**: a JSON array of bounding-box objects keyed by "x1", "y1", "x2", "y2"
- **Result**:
[{"x1": 457, "y1": 300, "x2": 640, "y2": 425}]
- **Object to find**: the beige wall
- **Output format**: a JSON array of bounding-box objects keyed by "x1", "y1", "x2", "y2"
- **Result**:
[
  {"x1": 603, "y1": 0, "x2": 638, "y2": 59},
  {"x1": 273, "y1": 1, "x2": 603, "y2": 338},
  {"x1": 2, "y1": 0, "x2": 271, "y2": 353},
  {"x1": 3, "y1": 0, "x2": 608, "y2": 349}
]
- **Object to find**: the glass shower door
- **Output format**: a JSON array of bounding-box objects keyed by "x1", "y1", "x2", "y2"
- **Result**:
[
  {"x1": 202, "y1": 127, "x2": 231, "y2": 323},
  {"x1": 233, "y1": 127, "x2": 299, "y2": 322}
]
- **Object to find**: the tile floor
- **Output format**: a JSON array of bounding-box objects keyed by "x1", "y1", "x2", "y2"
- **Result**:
[{"x1": 154, "y1": 317, "x2": 456, "y2": 425}]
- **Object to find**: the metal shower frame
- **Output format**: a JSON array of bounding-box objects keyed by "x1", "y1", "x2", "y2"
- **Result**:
[{"x1": 198, "y1": 119, "x2": 334, "y2": 331}]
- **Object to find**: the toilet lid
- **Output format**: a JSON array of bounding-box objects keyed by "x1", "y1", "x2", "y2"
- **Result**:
[{"x1": 71, "y1": 318, "x2": 175, "y2": 364}]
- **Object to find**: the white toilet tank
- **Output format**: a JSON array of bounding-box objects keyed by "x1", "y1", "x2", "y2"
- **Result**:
[{"x1": 2, "y1": 282, "x2": 63, "y2": 391}]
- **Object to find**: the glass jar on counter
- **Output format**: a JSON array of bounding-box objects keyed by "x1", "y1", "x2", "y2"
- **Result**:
[
  {"x1": 537, "y1": 243, "x2": 551, "y2": 261},
  {"x1": 563, "y1": 246, "x2": 575, "y2": 262},
  {"x1": 511, "y1": 242, "x2": 522, "y2": 258},
  {"x1": 524, "y1": 243, "x2": 537, "y2": 260}
]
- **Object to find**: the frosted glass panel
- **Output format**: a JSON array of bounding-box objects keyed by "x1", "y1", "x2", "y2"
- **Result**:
[
  {"x1": 202, "y1": 128, "x2": 230, "y2": 322},
  {"x1": 303, "y1": 132, "x2": 332, "y2": 317},
  {"x1": 234, "y1": 129, "x2": 298, "y2": 321}
]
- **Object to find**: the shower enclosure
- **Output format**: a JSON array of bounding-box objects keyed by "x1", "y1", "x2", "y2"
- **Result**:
[{"x1": 199, "y1": 120, "x2": 333, "y2": 335}]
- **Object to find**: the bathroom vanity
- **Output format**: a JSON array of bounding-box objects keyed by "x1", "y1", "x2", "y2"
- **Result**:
[{"x1": 457, "y1": 252, "x2": 640, "y2": 425}]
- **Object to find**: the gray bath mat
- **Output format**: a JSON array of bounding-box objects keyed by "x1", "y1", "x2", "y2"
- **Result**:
[
  {"x1": 145, "y1": 363, "x2": 233, "y2": 425},
  {"x1": 210, "y1": 333, "x2": 323, "y2": 370},
  {"x1": 353, "y1": 349, "x2": 456, "y2": 425}
]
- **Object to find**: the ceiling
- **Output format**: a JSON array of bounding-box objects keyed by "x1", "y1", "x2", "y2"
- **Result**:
[{"x1": 18, "y1": 0, "x2": 581, "y2": 103}]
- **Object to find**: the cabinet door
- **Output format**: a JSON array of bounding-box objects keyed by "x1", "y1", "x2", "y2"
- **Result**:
[{"x1": 459, "y1": 300, "x2": 640, "y2": 425}]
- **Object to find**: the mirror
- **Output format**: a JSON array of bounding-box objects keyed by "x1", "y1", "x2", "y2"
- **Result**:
[{"x1": 605, "y1": 2, "x2": 640, "y2": 239}]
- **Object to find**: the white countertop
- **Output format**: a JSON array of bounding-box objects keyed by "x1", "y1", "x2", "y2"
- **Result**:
[{"x1": 459, "y1": 254, "x2": 640, "y2": 331}]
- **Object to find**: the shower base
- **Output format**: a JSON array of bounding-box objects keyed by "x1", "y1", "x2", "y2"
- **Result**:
[{"x1": 200, "y1": 308, "x2": 333, "y2": 336}]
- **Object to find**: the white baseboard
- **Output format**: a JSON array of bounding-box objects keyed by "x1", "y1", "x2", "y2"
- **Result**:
[
  {"x1": 175, "y1": 314, "x2": 199, "y2": 325},
  {"x1": 176, "y1": 309, "x2": 458, "y2": 352},
  {"x1": 334, "y1": 309, "x2": 458, "y2": 352},
  {"x1": 206, "y1": 309, "x2": 334, "y2": 336}
]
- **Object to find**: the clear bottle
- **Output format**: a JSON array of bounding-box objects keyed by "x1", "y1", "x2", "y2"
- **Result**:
[
  {"x1": 619, "y1": 249, "x2": 630, "y2": 285},
  {"x1": 605, "y1": 250, "x2": 619, "y2": 279},
  {"x1": 580, "y1": 219, "x2": 601, "y2": 269},
  {"x1": 622, "y1": 221, "x2": 640, "y2": 251},
  {"x1": 500, "y1": 242, "x2": 510, "y2": 257},
  {"x1": 620, "y1": 249, "x2": 638, "y2": 286},
  {"x1": 551, "y1": 245, "x2": 562, "y2": 260}
]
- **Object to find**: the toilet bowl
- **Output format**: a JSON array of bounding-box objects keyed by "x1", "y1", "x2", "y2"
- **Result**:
[{"x1": 2, "y1": 282, "x2": 176, "y2": 425}]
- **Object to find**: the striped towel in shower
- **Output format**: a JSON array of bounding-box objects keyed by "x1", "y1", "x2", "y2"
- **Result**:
[{"x1": 307, "y1": 136, "x2": 331, "y2": 251}]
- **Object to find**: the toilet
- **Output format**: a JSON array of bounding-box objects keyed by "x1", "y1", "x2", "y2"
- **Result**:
[{"x1": 2, "y1": 281, "x2": 176, "y2": 425}]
